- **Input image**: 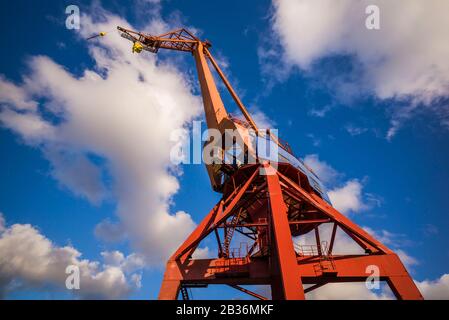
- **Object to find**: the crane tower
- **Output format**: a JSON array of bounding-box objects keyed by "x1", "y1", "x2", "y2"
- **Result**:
[{"x1": 117, "y1": 26, "x2": 423, "y2": 300}]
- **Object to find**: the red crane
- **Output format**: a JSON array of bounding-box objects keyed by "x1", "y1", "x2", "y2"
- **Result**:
[{"x1": 117, "y1": 26, "x2": 423, "y2": 300}]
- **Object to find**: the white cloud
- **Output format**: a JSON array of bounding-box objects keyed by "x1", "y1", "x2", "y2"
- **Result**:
[
  {"x1": 362, "y1": 226, "x2": 413, "y2": 249},
  {"x1": 0, "y1": 108, "x2": 55, "y2": 142},
  {"x1": 249, "y1": 105, "x2": 276, "y2": 130},
  {"x1": 295, "y1": 223, "x2": 364, "y2": 256},
  {"x1": 231, "y1": 105, "x2": 275, "y2": 130},
  {"x1": 269, "y1": 0, "x2": 449, "y2": 137},
  {"x1": 362, "y1": 226, "x2": 419, "y2": 271},
  {"x1": 396, "y1": 249, "x2": 419, "y2": 270},
  {"x1": 345, "y1": 124, "x2": 369, "y2": 136},
  {"x1": 304, "y1": 154, "x2": 340, "y2": 185},
  {"x1": 328, "y1": 179, "x2": 367, "y2": 214},
  {"x1": 45, "y1": 150, "x2": 107, "y2": 205},
  {"x1": 101, "y1": 251, "x2": 145, "y2": 274},
  {"x1": 191, "y1": 247, "x2": 211, "y2": 259},
  {"x1": 303, "y1": 154, "x2": 371, "y2": 215},
  {"x1": 0, "y1": 75, "x2": 37, "y2": 111},
  {"x1": 0, "y1": 9, "x2": 202, "y2": 267},
  {"x1": 306, "y1": 282, "x2": 393, "y2": 300},
  {"x1": 94, "y1": 219, "x2": 126, "y2": 243},
  {"x1": 307, "y1": 273, "x2": 449, "y2": 300},
  {"x1": 417, "y1": 274, "x2": 449, "y2": 300},
  {"x1": 0, "y1": 219, "x2": 142, "y2": 299}
]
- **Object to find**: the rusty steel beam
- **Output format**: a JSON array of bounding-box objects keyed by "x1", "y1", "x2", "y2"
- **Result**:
[
  {"x1": 170, "y1": 202, "x2": 220, "y2": 262},
  {"x1": 277, "y1": 171, "x2": 392, "y2": 254},
  {"x1": 266, "y1": 167, "x2": 305, "y2": 300}
]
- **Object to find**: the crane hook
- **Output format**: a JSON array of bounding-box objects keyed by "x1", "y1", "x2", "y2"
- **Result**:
[
  {"x1": 86, "y1": 32, "x2": 107, "y2": 41},
  {"x1": 132, "y1": 41, "x2": 144, "y2": 54}
]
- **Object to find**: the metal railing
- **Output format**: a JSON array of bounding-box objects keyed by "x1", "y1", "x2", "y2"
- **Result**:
[
  {"x1": 294, "y1": 241, "x2": 337, "y2": 275},
  {"x1": 295, "y1": 241, "x2": 329, "y2": 256},
  {"x1": 213, "y1": 242, "x2": 250, "y2": 273}
]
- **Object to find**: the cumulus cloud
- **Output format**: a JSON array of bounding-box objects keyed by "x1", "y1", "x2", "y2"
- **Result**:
[
  {"x1": 94, "y1": 219, "x2": 126, "y2": 243},
  {"x1": 328, "y1": 179, "x2": 367, "y2": 214},
  {"x1": 306, "y1": 274, "x2": 449, "y2": 300},
  {"x1": 0, "y1": 108, "x2": 55, "y2": 142},
  {"x1": 191, "y1": 247, "x2": 212, "y2": 259},
  {"x1": 101, "y1": 251, "x2": 145, "y2": 275},
  {"x1": 0, "y1": 218, "x2": 142, "y2": 299},
  {"x1": 303, "y1": 154, "x2": 369, "y2": 215},
  {"x1": 46, "y1": 150, "x2": 107, "y2": 205},
  {"x1": 249, "y1": 105, "x2": 276, "y2": 130},
  {"x1": 0, "y1": 8, "x2": 201, "y2": 266},
  {"x1": 396, "y1": 249, "x2": 419, "y2": 270},
  {"x1": 306, "y1": 282, "x2": 393, "y2": 300},
  {"x1": 0, "y1": 76, "x2": 37, "y2": 111},
  {"x1": 269, "y1": 0, "x2": 449, "y2": 138},
  {"x1": 362, "y1": 226, "x2": 414, "y2": 249},
  {"x1": 361, "y1": 226, "x2": 418, "y2": 270},
  {"x1": 417, "y1": 274, "x2": 449, "y2": 300},
  {"x1": 304, "y1": 154, "x2": 340, "y2": 185}
]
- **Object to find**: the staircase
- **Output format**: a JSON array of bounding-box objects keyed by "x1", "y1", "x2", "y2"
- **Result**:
[{"x1": 223, "y1": 208, "x2": 243, "y2": 257}]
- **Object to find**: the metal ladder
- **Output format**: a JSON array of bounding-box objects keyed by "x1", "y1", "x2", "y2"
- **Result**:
[{"x1": 223, "y1": 208, "x2": 243, "y2": 257}]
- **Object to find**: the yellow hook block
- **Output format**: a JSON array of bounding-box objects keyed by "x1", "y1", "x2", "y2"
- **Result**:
[{"x1": 132, "y1": 42, "x2": 143, "y2": 53}]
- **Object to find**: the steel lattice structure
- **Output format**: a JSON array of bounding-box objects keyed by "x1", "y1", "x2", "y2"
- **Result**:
[{"x1": 118, "y1": 26, "x2": 423, "y2": 300}]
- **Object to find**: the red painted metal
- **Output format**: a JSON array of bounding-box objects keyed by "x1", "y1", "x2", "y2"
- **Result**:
[
  {"x1": 157, "y1": 163, "x2": 422, "y2": 300},
  {"x1": 265, "y1": 166, "x2": 305, "y2": 299},
  {"x1": 117, "y1": 26, "x2": 423, "y2": 300}
]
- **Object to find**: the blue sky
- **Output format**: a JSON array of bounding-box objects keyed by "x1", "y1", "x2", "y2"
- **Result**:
[{"x1": 0, "y1": 0, "x2": 448, "y2": 299}]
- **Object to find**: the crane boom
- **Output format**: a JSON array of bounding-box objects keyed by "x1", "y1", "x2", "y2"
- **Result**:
[
  {"x1": 116, "y1": 26, "x2": 328, "y2": 200},
  {"x1": 117, "y1": 26, "x2": 259, "y2": 130},
  {"x1": 117, "y1": 26, "x2": 265, "y2": 191}
]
